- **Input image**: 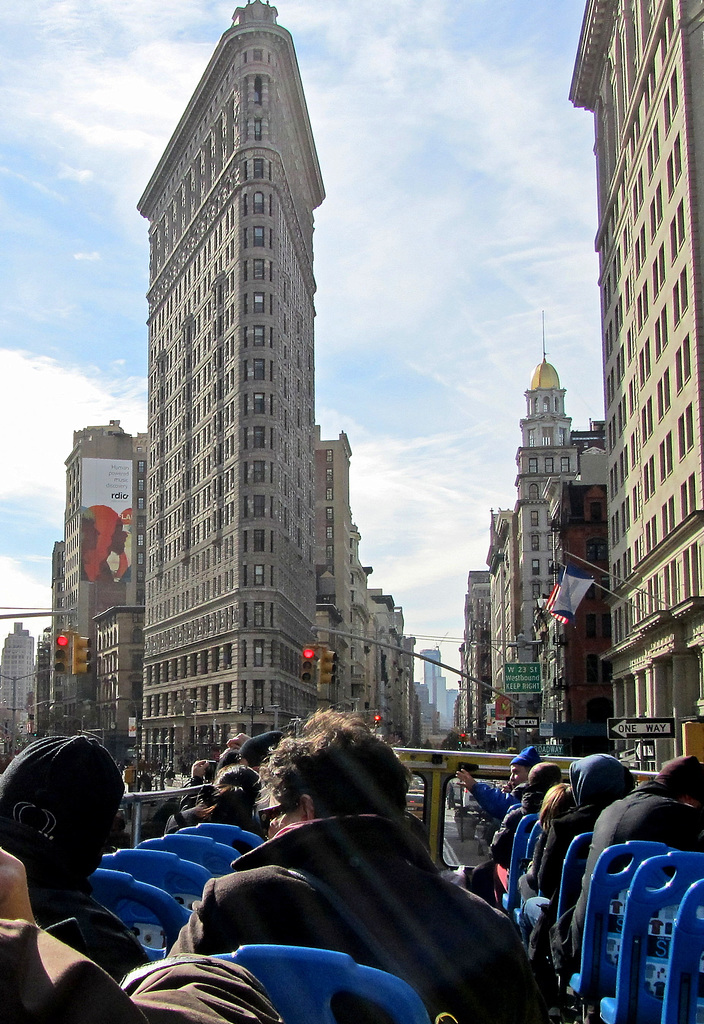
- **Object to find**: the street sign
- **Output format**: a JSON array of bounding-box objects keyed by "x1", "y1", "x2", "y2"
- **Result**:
[
  {"x1": 505, "y1": 716, "x2": 539, "y2": 729},
  {"x1": 608, "y1": 717, "x2": 676, "y2": 739},
  {"x1": 504, "y1": 663, "x2": 541, "y2": 693},
  {"x1": 537, "y1": 743, "x2": 565, "y2": 756}
]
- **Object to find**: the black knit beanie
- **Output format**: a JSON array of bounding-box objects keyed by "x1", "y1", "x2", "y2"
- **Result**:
[
  {"x1": 656, "y1": 755, "x2": 704, "y2": 804},
  {"x1": 0, "y1": 735, "x2": 124, "y2": 878}
]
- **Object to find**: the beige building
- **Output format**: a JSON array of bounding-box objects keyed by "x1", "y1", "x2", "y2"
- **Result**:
[
  {"x1": 137, "y1": 2, "x2": 324, "y2": 760},
  {"x1": 51, "y1": 422, "x2": 147, "y2": 739},
  {"x1": 572, "y1": 0, "x2": 704, "y2": 761},
  {"x1": 94, "y1": 605, "x2": 144, "y2": 764},
  {"x1": 461, "y1": 570, "x2": 492, "y2": 743}
]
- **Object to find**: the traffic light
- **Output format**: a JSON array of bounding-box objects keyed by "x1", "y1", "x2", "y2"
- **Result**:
[
  {"x1": 373, "y1": 714, "x2": 382, "y2": 726},
  {"x1": 54, "y1": 632, "x2": 71, "y2": 674},
  {"x1": 72, "y1": 635, "x2": 92, "y2": 674},
  {"x1": 318, "y1": 645, "x2": 337, "y2": 689},
  {"x1": 300, "y1": 646, "x2": 317, "y2": 684}
]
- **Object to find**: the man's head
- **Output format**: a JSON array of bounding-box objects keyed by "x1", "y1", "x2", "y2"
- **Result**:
[
  {"x1": 259, "y1": 710, "x2": 411, "y2": 834},
  {"x1": 0, "y1": 735, "x2": 124, "y2": 878},
  {"x1": 656, "y1": 755, "x2": 704, "y2": 808},
  {"x1": 509, "y1": 745, "x2": 542, "y2": 785},
  {"x1": 527, "y1": 762, "x2": 562, "y2": 793}
]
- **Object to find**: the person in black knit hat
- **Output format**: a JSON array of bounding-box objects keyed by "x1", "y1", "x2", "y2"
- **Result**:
[{"x1": 0, "y1": 735, "x2": 148, "y2": 980}]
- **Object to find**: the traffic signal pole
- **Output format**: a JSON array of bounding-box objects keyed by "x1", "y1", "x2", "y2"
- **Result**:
[{"x1": 310, "y1": 624, "x2": 505, "y2": 697}]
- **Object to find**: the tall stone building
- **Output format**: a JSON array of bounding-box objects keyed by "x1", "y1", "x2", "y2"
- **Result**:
[
  {"x1": 137, "y1": 1, "x2": 324, "y2": 759},
  {"x1": 460, "y1": 570, "x2": 492, "y2": 743},
  {"x1": 572, "y1": 0, "x2": 704, "y2": 760},
  {"x1": 50, "y1": 422, "x2": 147, "y2": 739}
]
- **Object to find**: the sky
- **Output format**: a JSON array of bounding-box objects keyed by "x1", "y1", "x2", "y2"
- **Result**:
[{"x1": 0, "y1": 0, "x2": 602, "y2": 678}]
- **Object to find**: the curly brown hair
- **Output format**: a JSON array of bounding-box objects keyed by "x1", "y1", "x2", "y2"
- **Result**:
[{"x1": 260, "y1": 709, "x2": 411, "y2": 820}]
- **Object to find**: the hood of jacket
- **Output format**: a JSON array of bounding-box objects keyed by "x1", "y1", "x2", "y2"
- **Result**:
[{"x1": 569, "y1": 753, "x2": 634, "y2": 808}]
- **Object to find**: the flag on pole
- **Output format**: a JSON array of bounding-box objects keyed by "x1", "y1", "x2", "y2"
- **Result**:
[{"x1": 545, "y1": 564, "x2": 593, "y2": 625}]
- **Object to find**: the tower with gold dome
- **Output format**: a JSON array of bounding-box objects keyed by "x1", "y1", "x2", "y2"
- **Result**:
[{"x1": 515, "y1": 358, "x2": 579, "y2": 634}]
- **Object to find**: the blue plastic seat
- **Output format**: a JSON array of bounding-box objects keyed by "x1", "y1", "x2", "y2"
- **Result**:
[
  {"x1": 661, "y1": 877, "x2": 704, "y2": 1024},
  {"x1": 101, "y1": 848, "x2": 211, "y2": 909},
  {"x1": 569, "y1": 841, "x2": 669, "y2": 1003},
  {"x1": 526, "y1": 818, "x2": 543, "y2": 863},
  {"x1": 502, "y1": 812, "x2": 539, "y2": 917},
  {"x1": 90, "y1": 867, "x2": 191, "y2": 959},
  {"x1": 556, "y1": 831, "x2": 593, "y2": 920},
  {"x1": 138, "y1": 834, "x2": 238, "y2": 876},
  {"x1": 219, "y1": 945, "x2": 431, "y2": 1024},
  {"x1": 177, "y1": 822, "x2": 264, "y2": 851},
  {"x1": 600, "y1": 850, "x2": 704, "y2": 1024}
]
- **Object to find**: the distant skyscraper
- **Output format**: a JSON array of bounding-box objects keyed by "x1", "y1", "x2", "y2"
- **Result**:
[
  {"x1": 1, "y1": 623, "x2": 34, "y2": 752},
  {"x1": 137, "y1": 2, "x2": 324, "y2": 759},
  {"x1": 572, "y1": 0, "x2": 704, "y2": 759}
]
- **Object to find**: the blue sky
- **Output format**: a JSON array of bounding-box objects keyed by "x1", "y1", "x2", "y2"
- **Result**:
[{"x1": 0, "y1": 0, "x2": 602, "y2": 676}]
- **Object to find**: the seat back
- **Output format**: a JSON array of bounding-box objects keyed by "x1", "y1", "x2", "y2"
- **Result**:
[
  {"x1": 661, "y1": 878, "x2": 704, "y2": 1024},
  {"x1": 138, "y1": 834, "x2": 238, "y2": 876},
  {"x1": 502, "y1": 812, "x2": 539, "y2": 916},
  {"x1": 178, "y1": 822, "x2": 264, "y2": 851},
  {"x1": 556, "y1": 831, "x2": 593, "y2": 919},
  {"x1": 101, "y1": 848, "x2": 211, "y2": 909},
  {"x1": 526, "y1": 819, "x2": 543, "y2": 863},
  {"x1": 600, "y1": 851, "x2": 704, "y2": 1024},
  {"x1": 570, "y1": 841, "x2": 668, "y2": 1002},
  {"x1": 90, "y1": 867, "x2": 190, "y2": 958},
  {"x1": 221, "y1": 945, "x2": 431, "y2": 1024}
]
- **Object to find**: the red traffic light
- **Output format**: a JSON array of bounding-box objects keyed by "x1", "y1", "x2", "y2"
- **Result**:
[
  {"x1": 56, "y1": 634, "x2": 70, "y2": 647},
  {"x1": 373, "y1": 714, "x2": 382, "y2": 723},
  {"x1": 302, "y1": 647, "x2": 316, "y2": 660}
]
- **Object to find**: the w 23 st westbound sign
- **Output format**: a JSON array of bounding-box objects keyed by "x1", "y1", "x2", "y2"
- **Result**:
[
  {"x1": 504, "y1": 663, "x2": 541, "y2": 693},
  {"x1": 608, "y1": 717, "x2": 675, "y2": 739}
]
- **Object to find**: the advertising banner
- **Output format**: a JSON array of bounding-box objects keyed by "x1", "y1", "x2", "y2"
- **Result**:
[{"x1": 81, "y1": 458, "x2": 133, "y2": 583}]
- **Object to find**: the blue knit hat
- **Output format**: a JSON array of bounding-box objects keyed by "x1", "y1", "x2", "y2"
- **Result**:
[{"x1": 510, "y1": 745, "x2": 542, "y2": 769}]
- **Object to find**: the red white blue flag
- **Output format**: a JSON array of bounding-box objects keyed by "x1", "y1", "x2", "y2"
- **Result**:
[{"x1": 545, "y1": 564, "x2": 593, "y2": 625}]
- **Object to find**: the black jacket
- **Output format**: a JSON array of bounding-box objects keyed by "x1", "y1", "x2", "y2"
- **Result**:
[
  {"x1": 0, "y1": 816, "x2": 148, "y2": 981},
  {"x1": 565, "y1": 780, "x2": 704, "y2": 972},
  {"x1": 172, "y1": 814, "x2": 547, "y2": 1024}
]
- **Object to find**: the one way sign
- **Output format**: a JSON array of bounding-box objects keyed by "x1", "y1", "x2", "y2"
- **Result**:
[
  {"x1": 608, "y1": 717, "x2": 675, "y2": 739},
  {"x1": 505, "y1": 716, "x2": 539, "y2": 729}
]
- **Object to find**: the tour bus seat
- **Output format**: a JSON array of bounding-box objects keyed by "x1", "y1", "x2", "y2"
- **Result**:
[
  {"x1": 221, "y1": 944, "x2": 432, "y2": 1024},
  {"x1": 556, "y1": 831, "x2": 593, "y2": 920},
  {"x1": 502, "y1": 812, "x2": 539, "y2": 918},
  {"x1": 569, "y1": 841, "x2": 669, "y2": 1004},
  {"x1": 600, "y1": 851, "x2": 704, "y2": 1024},
  {"x1": 101, "y1": 848, "x2": 211, "y2": 909},
  {"x1": 661, "y1": 876, "x2": 704, "y2": 1024},
  {"x1": 138, "y1": 834, "x2": 238, "y2": 877},
  {"x1": 90, "y1": 867, "x2": 190, "y2": 959},
  {"x1": 177, "y1": 822, "x2": 264, "y2": 852}
]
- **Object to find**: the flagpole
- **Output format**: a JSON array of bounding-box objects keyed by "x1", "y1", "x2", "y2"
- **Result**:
[{"x1": 556, "y1": 552, "x2": 671, "y2": 613}]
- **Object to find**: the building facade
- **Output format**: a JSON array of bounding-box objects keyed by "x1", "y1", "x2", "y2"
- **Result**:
[
  {"x1": 0, "y1": 623, "x2": 35, "y2": 754},
  {"x1": 94, "y1": 605, "x2": 144, "y2": 764},
  {"x1": 51, "y1": 422, "x2": 147, "y2": 739},
  {"x1": 137, "y1": 2, "x2": 325, "y2": 757},
  {"x1": 572, "y1": 0, "x2": 704, "y2": 761},
  {"x1": 460, "y1": 570, "x2": 492, "y2": 744}
]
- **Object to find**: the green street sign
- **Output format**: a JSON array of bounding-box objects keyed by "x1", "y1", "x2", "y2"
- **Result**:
[{"x1": 504, "y1": 662, "x2": 542, "y2": 693}]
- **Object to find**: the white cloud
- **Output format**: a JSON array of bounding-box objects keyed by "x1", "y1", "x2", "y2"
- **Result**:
[{"x1": 73, "y1": 251, "x2": 101, "y2": 261}]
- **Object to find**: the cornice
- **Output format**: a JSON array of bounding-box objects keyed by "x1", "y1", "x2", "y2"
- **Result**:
[{"x1": 570, "y1": 0, "x2": 615, "y2": 111}]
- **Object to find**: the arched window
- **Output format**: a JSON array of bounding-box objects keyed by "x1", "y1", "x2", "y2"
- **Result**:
[
  {"x1": 529, "y1": 484, "x2": 539, "y2": 500},
  {"x1": 586, "y1": 696, "x2": 613, "y2": 722},
  {"x1": 254, "y1": 76, "x2": 263, "y2": 104},
  {"x1": 543, "y1": 397, "x2": 549, "y2": 412},
  {"x1": 253, "y1": 191, "x2": 265, "y2": 214}
]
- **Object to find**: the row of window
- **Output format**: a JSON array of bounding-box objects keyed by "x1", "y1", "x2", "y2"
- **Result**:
[{"x1": 526, "y1": 456, "x2": 571, "y2": 474}]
